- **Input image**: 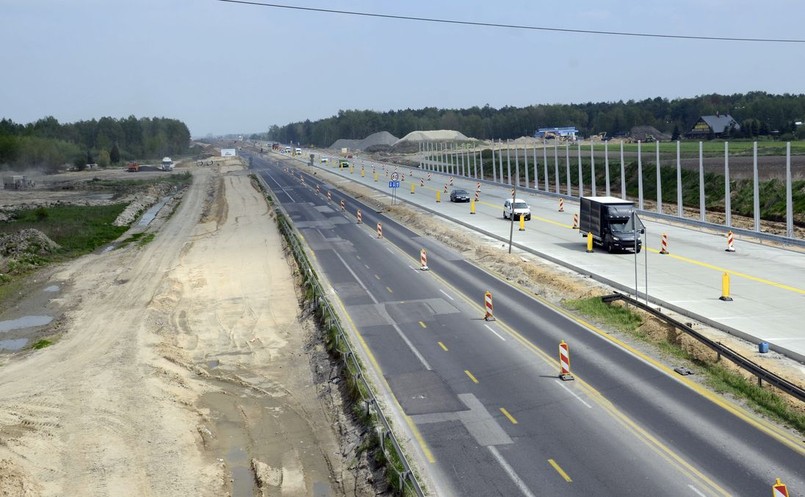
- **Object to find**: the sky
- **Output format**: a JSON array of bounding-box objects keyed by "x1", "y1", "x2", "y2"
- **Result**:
[{"x1": 2, "y1": 0, "x2": 805, "y2": 138}]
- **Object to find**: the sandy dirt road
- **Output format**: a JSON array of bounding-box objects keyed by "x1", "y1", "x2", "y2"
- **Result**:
[{"x1": 0, "y1": 161, "x2": 369, "y2": 496}]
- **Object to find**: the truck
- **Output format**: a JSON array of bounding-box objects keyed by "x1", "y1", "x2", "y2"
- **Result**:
[
  {"x1": 579, "y1": 196, "x2": 642, "y2": 253},
  {"x1": 161, "y1": 157, "x2": 174, "y2": 171}
]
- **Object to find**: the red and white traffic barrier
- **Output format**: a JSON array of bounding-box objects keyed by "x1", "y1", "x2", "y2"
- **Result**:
[
  {"x1": 773, "y1": 478, "x2": 789, "y2": 497},
  {"x1": 340, "y1": 199, "x2": 345, "y2": 212},
  {"x1": 444, "y1": 184, "x2": 448, "y2": 193},
  {"x1": 572, "y1": 213, "x2": 579, "y2": 229},
  {"x1": 420, "y1": 178, "x2": 424, "y2": 187},
  {"x1": 559, "y1": 340, "x2": 574, "y2": 381},
  {"x1": 377, "y1": 222, "x2": 383, "y2": 239},
  {"x1": 449, "y1": 177, "x2": 454, "y2": 186},
  {"x1": 726, "y1": 230, "x2": 735, "y2": 252},
  {"x1": 357, "y1": 209, "x2": 362, "y2": 224},
  {"x1": 316, "y1": 184, "x2": 320, "y2": 194},
  {"x1": 327, "y1": 191, "x2": 332, "y2": 201},
  {"x1": 402, "y1": 173, "x2": 405, "y2": 182},
  {"x1": 559, "y1": 198, "x2": 564, "y2": 212},
  {"x1": 483, "y1": 291, "x2": 495, "y2": 321},
  {"x1": 660, "y1": 233, "x2": 669, "y2": 254},
  {"x1": 420, "y1": 248, "x2": 428, "y2": 271},
  {"x1": 476, "y1": 182, "x2": 481, "y2": 191},
  {"x1": 427, "y1": 173, "x2": 432, "y2": 181},
  {"x1": 475, "y1": 190, "x2": 479, "y2": 201}
]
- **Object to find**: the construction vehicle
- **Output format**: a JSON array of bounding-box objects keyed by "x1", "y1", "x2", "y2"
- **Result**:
[
  {"x1": 126, "y1": 162, "x2": 140, "y2": 172},
  {"x1": 161, "y1": 157, "x2": 174, "y2": 171}
]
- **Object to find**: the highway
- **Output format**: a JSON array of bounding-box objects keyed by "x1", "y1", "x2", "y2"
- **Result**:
[
  {"x1": 284, "y1": 149, "x2": 805, "y2": 365},
  {"x1": 247, "y1": 151, "x2": 804, "y2": 497}
]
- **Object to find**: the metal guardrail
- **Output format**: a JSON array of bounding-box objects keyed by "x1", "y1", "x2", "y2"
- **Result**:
[
  {"x1": 256, "y1": 173, "x2": 426, "y2": 496},
  {"x1": 602, "y1": 292, "x2": 805, "y2": 403}
]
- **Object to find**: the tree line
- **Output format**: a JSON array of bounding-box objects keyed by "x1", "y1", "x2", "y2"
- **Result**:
[
  {"x1": 0, "y1": 115, "x2": 191, "y2": 172},
  {"x1": 261, "y1": 91, "x2": 805, "y2": 147}
]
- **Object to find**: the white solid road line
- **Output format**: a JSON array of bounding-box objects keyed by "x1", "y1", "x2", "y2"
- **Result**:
[
  {"x1": 488, "y1": 446, "x2": 537, "y2": 497},
  {"x1": 554, "y1": 379, "x2": 592, "y2": 409},
  {"x1": 484, "y1": 324, "x2": 506, "y2": 341}
]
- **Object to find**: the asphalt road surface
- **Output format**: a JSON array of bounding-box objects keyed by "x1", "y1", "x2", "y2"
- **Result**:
[{"x1": 249, "y1": 151, "x2": 804, "y2": 497}]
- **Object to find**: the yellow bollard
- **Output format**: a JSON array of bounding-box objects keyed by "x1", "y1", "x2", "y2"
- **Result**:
[
  {"x1": 373, "y1": 172, "x2": 378, "y2": 182},
  {"x1": 350, "y1": 166, "x2": 354, "y2": 174},
  {"x1": 470, "y1": 199, "x2": 476, "y2": 214},
  {"x1": 436, "y1": 190, "x2": 441, "y2": 203},
  {"x1": 411, "y1": 183, "x2": 415, "y2": 194},
  {"x1": 586, "y1": 232, "x2": 593, "y2": 253},
  {"x1": 519, "y1": 215, "x2": 525, "y2": 231},
  {"x1": 719, "y1": 272, "x2": 733, "y2": 301},
  {"x1": 361, "y1": 168, "x2": 365, "y2": 177}
]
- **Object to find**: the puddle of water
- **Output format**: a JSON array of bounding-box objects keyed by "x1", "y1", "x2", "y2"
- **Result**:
[
  {"x1": 0, "y1": 338, "x2": 28, "y2": 351},
  {"x1": 227, "y1": 446, "x2": 253, "y2": 497},
  {"x1": 207, "y1": 359, "x2": 220, "y2": 369},
  {"x1": 137, "y1": 197, "x2": 170, "y2": 227},
  {"x1": 43, "y1": 285, "x2": 60, "y2": 293},
  {"x1": 0, "y1": 315, "x2": 53, "y2": 333}
]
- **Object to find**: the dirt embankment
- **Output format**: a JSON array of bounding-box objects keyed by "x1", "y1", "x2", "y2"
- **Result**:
[{"x1": 0, "y1": 160, "x2": 377, "y2": 496}]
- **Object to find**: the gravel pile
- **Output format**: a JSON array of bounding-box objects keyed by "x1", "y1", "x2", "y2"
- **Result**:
[
  {"x1": 391, "y1": 129, "x2": 472, "y2": 153},
  {"x1": 330, "y1": 131, "x2": 399, "y2": 151}
]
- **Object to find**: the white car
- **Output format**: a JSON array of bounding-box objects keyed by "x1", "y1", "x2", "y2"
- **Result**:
[
  {"x1": 503, "y1": 198, "x2": 531, "y2": 221},
  {"x1": 321, "y1": 157, "x2": 329, "y2": 163}
]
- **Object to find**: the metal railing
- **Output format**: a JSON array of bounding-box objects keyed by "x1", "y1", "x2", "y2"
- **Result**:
[
  {"x1": 257, "y1": 174, "x2": 426, "y2": 496},
  {"x1": 602, "y1": 292, "x2": 805, "y2": 403}
]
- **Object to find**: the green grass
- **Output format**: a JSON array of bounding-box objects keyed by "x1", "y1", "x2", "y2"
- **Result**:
[
  {"x1": 565, "y1": 296, "x2": 805, "y2": 434},
  {"x1": 0, "y1": 204, "x2": 129, "y2": 255},
  {"x1": 565, "y1": 297, "x2": 643, "y2": 332},
  {"x1": 117, "y1": 232, "x2": 156, "y2": 248},
  {"x1": 32, "y1": 339, "x2": 52, "y2": 349}
]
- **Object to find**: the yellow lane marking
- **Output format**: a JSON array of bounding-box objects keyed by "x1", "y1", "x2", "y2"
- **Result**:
[
  {"x1": 386, "y1": 286, "x2": 393, "y2": 294},
  {"x1": 658, "y1": 250, "x2": 805, "y2": 294},
  {"x1": 548, "y1": 459, "x2": 572, "y2": 483},
  {"x1": 500, "y1": 407, "x2": 518, "y2": 424},
  {"x1": 464, "y1": 370, "x2": 479, "y2": 384},
  {"x1": 419, "y1": 321, "x2": 427, "y2": 328},
  {"x1": 438, "y1": 341, "x2": 448, "y2": 351}
]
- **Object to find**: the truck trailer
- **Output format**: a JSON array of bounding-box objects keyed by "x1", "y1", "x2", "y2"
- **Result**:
[{"x1": 579, "y1": 196, "x2": 642, "y2": 253}]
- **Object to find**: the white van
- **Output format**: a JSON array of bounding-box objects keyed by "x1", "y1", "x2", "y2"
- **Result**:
[{"x1": 294, "y1": 147, "x2": 302, "y2": 156}]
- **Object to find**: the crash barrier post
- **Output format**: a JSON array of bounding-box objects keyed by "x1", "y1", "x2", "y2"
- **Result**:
[
  {"x1": 420, "y1": 249, "x2": 428, "y2": 271},
  {"x1": 559, "y1": 341, "x2": 574, "y2": 381},
  {"x1": 726, "y1": 230, "x2": 735, "y2": 252},
  {"x1": 377, "y1": 223, "x2": 383, "y2": 239},
  {"x1": 719, "y1": 272, "x2": 733, "y2": 301},
  {"x1": 660, "y1": 233, "x2": 669, "y2": 254},
  {"x1": 483, "y1": 291, "x2": 495, "y2": 321}
]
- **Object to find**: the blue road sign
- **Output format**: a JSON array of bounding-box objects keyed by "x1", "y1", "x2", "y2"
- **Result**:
[{"x1": 389, "y1": 181, "x2": 400, "y2": 188}]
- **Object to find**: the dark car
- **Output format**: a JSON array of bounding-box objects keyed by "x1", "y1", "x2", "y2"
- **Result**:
[{"x1": 450, "y1": 189, "x2": 471, "y2": 202}]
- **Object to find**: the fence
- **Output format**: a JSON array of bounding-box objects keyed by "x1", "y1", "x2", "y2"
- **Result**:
[
  {"x1": 260, "y1": 176, "x2": 426, "y2": 496},
  {"x1": 419, "y1": 140, "x2": 803, "y2": 243}
]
